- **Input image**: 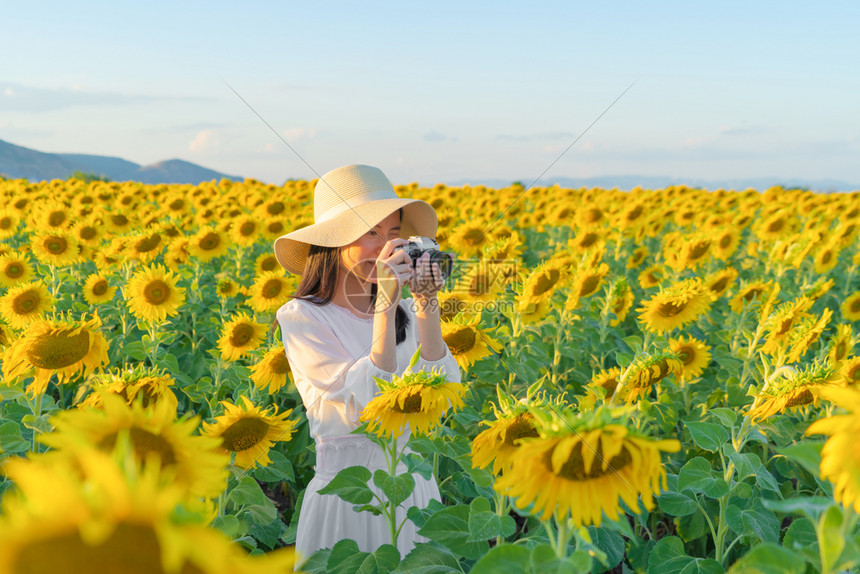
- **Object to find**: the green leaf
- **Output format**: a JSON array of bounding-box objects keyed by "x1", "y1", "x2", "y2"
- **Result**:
[
  {"x1": 726, "y1": 499, "x2": 780, "y2": 544},
  {"x1": 123, "y1": 341, "x2": 147, "y2": 361},
  {"x1": 21, "y1": 413, "x2": 52, "y2": 434},
  {"x1": 726, "y1": 543, "x2": 806, "y2": 574},
  {"x1": 678, "y1": 457, "x2": 730, "y2": 499},
  {"x1": 318, "y1": 466, "x2": 374, "y2": 505},
  {"x1": 722, "y1": 443, "x2": 761, "y2": 479},
  {"x1": 776, "y1": 441, "x2": 824, "y2": 479},
  {"x1": 817, "y1": 505, "x2": 845, "y2": 574},
  {"x1": 762, "y1": 496, "x2": 833, "y2": 522},
  {"x1": 401, "y1": 452, "x2": 433, "y2": 480},
  {"x1": 393, "y1": 543, "x2": 463, "y2": 573},
  {"x1": 406, "y1": 498, "x2": 446, "y2": 530},
  {"x1": 467, "y1": 497, "x2": 516, "y2": 542},
  {"x1": 647, "y1": 536, "x2": 725, "y2": 574},
  {"x1": 372, "y1": 470, "x2": 415, "y2": 508},
  {"x1": 298, "y1": 548, "x2": 331, "y2": 574},
  {"x1": 709, "y1": 407, "x2": 738, "y2": 428},
  {"x1": 587, "y1": 526, "x2": 625, "y2": 570},
  {"x1": 417, "y1": 504, "x2": 488, "y2": 559},
  {"x1": 227, "y1": 476, "x2": 278, "y2": 524},
  {"x1": 211, "y1": 514, "x2": 243, "y2": 539},
  {"x1": 529, "y1": 543, "x2": 593, "y2": 573},
  {"x1": 658, "y1": 490, "x2": 698, "y2": 517},
  {"x1": 470, "y1": 544, "x2": 530, "y2": 574},
  {"x1": 252, "y1": 449, "x2": 295, "y2": 483},
  {"x1": 686, "y1": 421, "x2": 729, "y2": 453},
  {"x1": 782, "y1": 517, "x2": 818, "y2": 552},
  {"x1": 0, "y1": 421, "x2": 29, "y2": 453}
]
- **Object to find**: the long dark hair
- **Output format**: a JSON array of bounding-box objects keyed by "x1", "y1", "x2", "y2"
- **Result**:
[{"x1": 282, "y1": 210, "x2": 409, "y2": 345}]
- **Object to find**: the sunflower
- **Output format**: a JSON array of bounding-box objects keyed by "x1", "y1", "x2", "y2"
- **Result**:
[
  {"x1": 0, "y1": 208, "x2": 21, "y2": 239},
  {"x1": 454, "y1": 260, "x2": 506, "y2": 304},
  {"x1": 448, "y1": 221, "x2": 494, "y2": 258},
  {"x1": 360, "y1": 348, "x2": 467, "y2": 439},
  {"x1": 216, "y1": 277, "x2": 239, "y2": 298},
  {"x1": 260, "y1": 218, "x2": 290, "y2": 241},
  {"x1": 0, "y1": 446, "x2": 297, "y2": 574},
  {"x1": 575, "y1": 206, "x2": 607, "y2": 229},
  {"x1": 472, "y1": 411, "x2": 541, "y2": 476},
  {"x1": 668, "y1": 335, "x2": 711, "y2": 383},
  {"x1": 41, "y1": 393, "x2": 228, "y2": 498},
  {"x1": 104, "y1": 211, "x2": 134, "y2": 234},
  {"x1": 729, "y1": 279, "x2": 779, "y2": 315},
  {"x1": 518, "y1": 260, "x2": 569, "y2": 307},
  {"x1": 125, "y1": 230, "x2": 165, "y2": 263},
  {"x1": 493, "y1": 406, "x2": 680, "y2": 526},
  {"x1": 247, "y1": 272, "x2": 295, "y2": 314},
  {"x1": 437, "y1": 290, "x2": 475, "y2": 321},
  {"x1": 254, "y1": 253, "x2": 281, "y2": 275},
  {"x1": 805, "y1": 387, "x2": 860, "y2": 512},
  {"x1": 677, "y1": 234, "x2": 713, "y2": 271},
  {"x1": 813, "y1": 240, "x2": 841, "y2": 275},
  {"x1": 828, "y1": 325, "x2": 855, "y2": 365},
  {"x1": 749, "y1": 359, "x2": 839, "y2": 423},
  {"x1": 711, "y1": 228, "x2": 741, "y2": 260},
  {"x1": 638, "y1": 264, "x2": 664, "y2": 289},
  {"x1": 83, "y1": 273, "x2": 117, "y2": 305},
  {"x1": 0, "y1": 252, "x2": 33, "y2": 287},
  {"x1": 30, "y1": 230, "x2": 81, "y2": 266},
  {"x1": 440, "y1": 313, "x2": 503, "y2": 370},
  {"x1": 836, "y1": 357, "x2": 860, "y2": 387},
  {"x1": 785, "y1": 308, "x2": 833, "y2": 364},
  {"x1": 80, "y1": 365, "x2": 179, "y2": 413},
  {"x1": 1, "y1": 315, "x2": 109, "y2": 396},
  {"x1": 0, "y1": 282, "x2": 53, "y2": 329},
  {"x1": 251, "y1": 345, "x2": 294, "y2": 394},
  {"x1": 164, "y1": 237, "x2": 191, "y2": 268},
  {"x1": 608, "y1": 277, "x2": 635, "y2": 327},
  {"x1": 843, "y1": 292, "x2": 860, "y2": 322},
  {"x1": 626, "y1": 246, "x2": 648, "y2": 269},
  {"x1": 703, "y1": 266, "x2": 738, "y2": 300},
  {"x1": 125, "y1": 264, "x2": 186, "y2": 323},
  {"x1": 188, "y1": 226, "x2": 230, "y2": 262},
  {"x1": 565, "y1": 262, "x2": 611, "y2": 312},
  {"x1": 755, "y1": 210, "x2": 795, "y2": 242},
  {"x1": 760, "y1": 295, "x2": 815, "y2": 357},
  {"x1": 636, "y1": 277, "x2": 713, "y2": 335},
  {"x1": 30, "y1": 200, "x2": 71, "y2": 230},
  {"x1": 229, "y1": 215, "x2": 260, "y2": 246},
  {"x1": 583, "y1": 366, "x2": 624, "y2": 407},
  {"x1": 202, "y1": 395, "x2": 298, "y2": 469},
  {"x1": 218, "y1": 313, "x2": 267, "y2": 361},
  {"x1": 615, "y1": 351, "x2": 685, "y2": 403},
  {"x1": 0, "y1": 321, "x2": 12, "y2": 349}
]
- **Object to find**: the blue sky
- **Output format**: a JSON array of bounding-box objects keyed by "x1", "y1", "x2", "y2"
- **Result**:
[{"x1": 2, "y1": 1, "x2": 859, "y2": 188}]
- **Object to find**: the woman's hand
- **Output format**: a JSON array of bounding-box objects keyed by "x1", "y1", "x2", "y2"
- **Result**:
[
  {"x1": 375, "y1": 239, "x2": 413, "y2": 313},
  {"x1": 408, "y1": 251, "x2": 454, "y2": 300}
]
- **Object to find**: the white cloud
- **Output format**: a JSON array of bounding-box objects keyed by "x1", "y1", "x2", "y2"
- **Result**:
[
  {"x1": 189, "y1": 129, "x2": 220, "y2": 153},
  {"x1": 3, "y1": 88, "x2": 13, "y2": 97},
  {"x1": 282, "y1": 127, "x2": 318, "y2": 142}
]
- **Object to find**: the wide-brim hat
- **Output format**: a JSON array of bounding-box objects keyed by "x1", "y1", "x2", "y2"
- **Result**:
[{"x1": 274, "y1": 164, "x2": 438, "y2": 275}]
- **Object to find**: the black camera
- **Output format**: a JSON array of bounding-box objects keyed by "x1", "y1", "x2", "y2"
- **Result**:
[{"x1": 394, "y1": 236, "x2": 453, "y2": 281}]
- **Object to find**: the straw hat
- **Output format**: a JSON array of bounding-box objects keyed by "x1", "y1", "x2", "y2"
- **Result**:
[{"x1": 273, "y1": 164, "x2": 437, "y2": 275}]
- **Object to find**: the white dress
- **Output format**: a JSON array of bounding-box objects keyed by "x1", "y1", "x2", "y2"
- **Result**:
[{"x1": 276, "y1": 296, "x2": 462, "y2": 565}]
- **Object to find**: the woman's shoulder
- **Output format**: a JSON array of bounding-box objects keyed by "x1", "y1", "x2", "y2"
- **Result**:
[{"x1": 277, "y1": 297, "x2": 318, "y2": 322}]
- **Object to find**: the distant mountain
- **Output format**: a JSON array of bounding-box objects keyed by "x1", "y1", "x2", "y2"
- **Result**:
[
  {"x1": 0, "y1": 138, "x2": 243, "y2": 184},
  {"x1": 445, "y1": 175, "x2": 859, "y2": 193}
]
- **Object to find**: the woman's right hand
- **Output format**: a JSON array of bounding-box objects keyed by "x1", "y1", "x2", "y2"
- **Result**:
[{"x1": 375, "y1": 238, "x2": 413, "y2": 313}]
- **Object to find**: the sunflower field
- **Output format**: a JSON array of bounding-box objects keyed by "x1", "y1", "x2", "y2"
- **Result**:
[{"x1": 0, "y1": 175, "x2": 859, "y2": 573}]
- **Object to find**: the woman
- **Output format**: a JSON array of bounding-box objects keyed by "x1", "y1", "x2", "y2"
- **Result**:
[{"x1": 272, "y1": 164, "x2": 460, "y2": 565}]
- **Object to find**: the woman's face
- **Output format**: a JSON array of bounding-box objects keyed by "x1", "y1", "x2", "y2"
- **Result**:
[{"x1": 339, "y1": 210, "x2": 402, "y2": 283}]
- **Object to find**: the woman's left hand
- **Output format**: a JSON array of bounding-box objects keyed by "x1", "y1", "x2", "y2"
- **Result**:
[{"x1": 408, "y1": 252, "x2": 451, "y2": 299}]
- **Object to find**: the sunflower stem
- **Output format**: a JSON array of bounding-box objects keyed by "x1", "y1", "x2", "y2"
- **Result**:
[
  {"x1": 29, "y1": 391, "x2": 44, "y2": 453},
  {"x1": 554, "y1": 514, "x2": 570, "y2": 559},
  {"x1": 147, "y1": 320, "x2": 160, "y2": 367}
]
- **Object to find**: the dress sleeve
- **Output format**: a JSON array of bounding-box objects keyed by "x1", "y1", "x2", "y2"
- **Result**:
[
  {"x1": 276, "y1": 300, "x2": 395, "y2": 423},
  {"x1": 401, "y1": 297, "x2": 462, "y2": 384}
]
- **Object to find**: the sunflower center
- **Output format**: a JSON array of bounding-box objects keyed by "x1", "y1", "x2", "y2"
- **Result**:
[
  {"x1": 79, "y1": 226, "x2": 97, "y2": 240},
  {"x1": 767, "y1": 218, "x2": 785, "y2": 233},
  {"x1": 776, "y1": 317, "x2": 794, "y2": 336},
  {"x1": 785, "y1": 388, "x2": 814, "y2": 408},
  {"x1": 270, "y1": 351, "x2": 291, "y2": 374},
  {"x1": 742, "y1": 287, "x2": 764, "y2": 302},
  {"x1": 689, "y1": 241, "x2": 710, "y2": 259},
  {"x1": 260, "y1": 256, "x2": 278, "y2": 271},
  {"x1": 230, "y1": 324, "x2": 255, "y2": 347},
  {"x1": 111, "y1": 214, "x2": 129, "y2": 227},
  {"x1": 268, "y1": 221, "x2": 285, "y2": 234},
  {"x1": 675, "y1": 345, "x2": 694, "y2": 365},
  {"x1": 169, "y1": 199, "x2": 185, "y2": 210},
  {"x1": 0, "y1": 216, "x2": 13, "y2": 230},
  {"x1": 851, "y1": 299, "x2": 860, "y2": 313},
  {"x1": 11, "y1": 522, "x2": 193, "y2": 574},
  {"x1": 584, "y1": 208, "x2": 603, "y2": 224},
  {"x1": 26, "y1": 329, "x2": 90, "y2": 369},
  {"x1": 545, "y1": 441, "x2": 633, "y2": 481},
  {"x1": 262, "y1": 279, "x2": 283, "y2": 299},
  {"x1": 626, "y1": 206, "x2": 643, "y2": 222},
  {"x1": 393, "y1": 391, "x2": 423, "y2": 413},
  {"x1": 267, "y1": 201, "x2": 286, "y2": 215},
  {"x1": 240, "y1": 221, "x2": 256, "y2": 236},
  {"x1": 657, "y1": 300, "x2": 687, "y2": 317},
  {"x1": 503, "y1": 416, "x2": 539, "y2": 446},
  {"x1": 444, "y1": 327, "x2": 477, "y2": 354},
  {"x1": 533, "y1": 269, "x2": 561, "y2": 297},
  {"x1": 143, "y1": 280, "x2": 171, "y2": 305},
  {"x1": 91, "y1": 279, "x2": 109, "y2": 296},
  {"x1": 719, "y1": 234, "x2": 732, "y2": 248},
  {"x1": 847, "y1": 364, "x2": 860, "y2": 384},
  {"x1": 198, "y1": 232, "x2": 220, "y2": 251},
  {"x1": 5, "y1": 261, "x2": 23, "y2": 278},
  {"x1": 221, "y1": 416, "x2": 269, "y2": 452},
  {"x1": 579, "y1": 274, "x2": 601, "y2": 297},
  {"x1": 710, "y1": 277, "x2": 729, "y2": 293},
  {"x1": 12, "y1": 289, "x2": 41, "y2": 315},
  {"x1": 647, "y1": 271, "x2": 660, "y2": 283},
  {"x1": 99, "y1": 426, "x2": 178, "y2": 466},
  {"x1": 580, "y1": 232, "x2": 599, "y2": 248},
  {"x1": 45, "y1": 236, "x2": 68, "y2": 255},
  {"x1": 135, "y1": 234, "x2": 162, "y2": 253},
  {"x1": 820, "y1": 251, "x2": 832, "y2": 264},
  {"x1": 48, "y1": 211, "x2": 66, "y2": 227},
  {"x1": 469, "y1": 272, "x2": 492, "y2": 296}
]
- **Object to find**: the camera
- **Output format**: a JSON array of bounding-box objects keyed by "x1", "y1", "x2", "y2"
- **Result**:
[{"x1": 394, "y1": 236, "x2": 454, "y2": 281}]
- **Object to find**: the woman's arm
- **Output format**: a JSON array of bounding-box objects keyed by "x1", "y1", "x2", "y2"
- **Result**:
[{"x1": 413, "y1": 294, "x2": 446, "y2": 362}]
